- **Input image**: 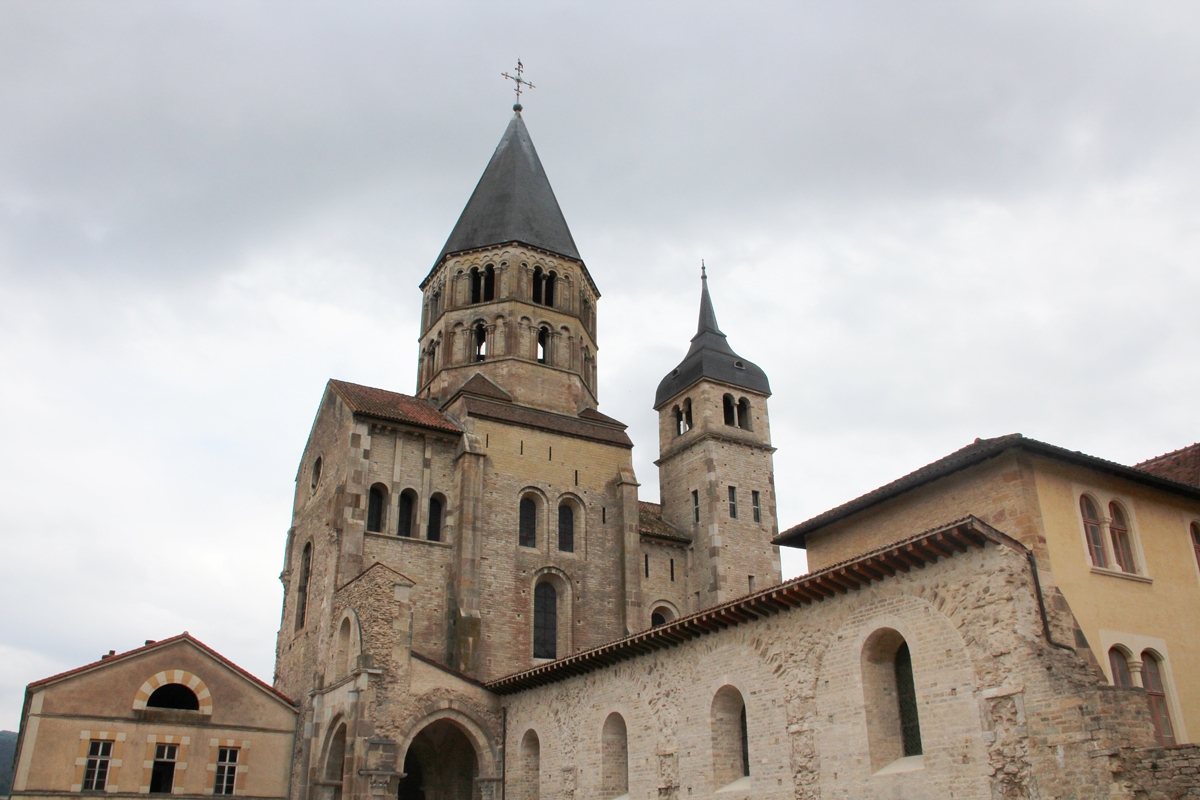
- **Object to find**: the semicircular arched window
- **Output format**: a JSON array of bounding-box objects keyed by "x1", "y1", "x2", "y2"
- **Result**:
[{"x1": 147, "y1": 683, "x2": 200, "y2": 711}]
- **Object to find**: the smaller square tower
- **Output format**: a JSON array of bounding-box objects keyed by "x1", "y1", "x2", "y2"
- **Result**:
[{"x1": 654, "y1": 270, "x2": 782, "y2": 607}]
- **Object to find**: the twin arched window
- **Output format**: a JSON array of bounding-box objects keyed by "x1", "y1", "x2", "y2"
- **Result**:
[
  {"x1": 673, "y1": 399, "x2": 693, "y2": 436},
  {"x1": 519, "y1": 496, "x2": 578, "y2": 552},
  {"x1": 722, "y1": 395, "x2": 752, "y2": 430},
  {"x1": 1109, "y1": 646, "x2": 1176, "y2": 746},
  {"x1": 469, "y1": 265, "x2": 496, "y2": 304},
  {"x1": 1080, "y1": 495, "x2": 1139, "y2": 573}
]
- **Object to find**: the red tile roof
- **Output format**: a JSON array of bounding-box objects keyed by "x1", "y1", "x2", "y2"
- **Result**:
[
  {"x1": 1135, "y1": 442, "x2": 1200, "y2": 488},
  {"x1": 486, "y1": 517, "x2": 1014, "y2": 694},
  {"x1": 26, "y1": 632, "x2": 295, "y2": 706},
  {"x1": 462, "y1": 397, "x2": 632, "y2": 447},
  {"x1": 329, "y1": 380, "x2": 461, "y2": 434}
]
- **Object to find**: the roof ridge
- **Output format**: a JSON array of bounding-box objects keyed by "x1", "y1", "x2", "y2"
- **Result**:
[
  {"x1": 1135, "y1": 442, "x2": 1200, "y2": 467},
  {"x1": 26, "y1": 633, "x2": 295, "y2": 706}
]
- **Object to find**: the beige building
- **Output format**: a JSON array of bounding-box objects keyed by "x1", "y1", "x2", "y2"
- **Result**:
[
  {"x1": 776, "y1": 435, "x2": 1200, "y2": 750},
  {"x1": 10, "y1": 634, "x2": 296, "y2": 800}
]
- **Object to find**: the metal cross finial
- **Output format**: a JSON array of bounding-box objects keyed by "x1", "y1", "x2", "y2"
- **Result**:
[
  {"x1": 701, "y1": 260, "x2": 707, "y2": 279},
  {"x1": 502, "y1": 59, "x2": 536, "y2": 111}
]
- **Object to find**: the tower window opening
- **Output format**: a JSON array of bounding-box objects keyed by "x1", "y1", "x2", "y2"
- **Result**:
[
  {"x1": 367, "y1": 484, "x2": 387, "y2": 533},
  {"x1": 728, "y1": 486, "x2": 738, "y2": 519},
  {"x1": 644, "y1": 553, "x2": 649, "y2": 578},
  {"x1": 310, "y1": 456, "x2": 322, "y2": 492},
  {"x1": 474, "y1": 323, "x2": 487, "y2": 362},
  {"x1": 427, "y1": 495, "x2": 444, "y2": 541},
  {"x1": 558, "y1": 503, "x2": 575, "y2": 552},
  {"x1": 519, "y1": 497, "x2": 537, "y2": 548},
  {"x1": 651, "y1": 611, "x2": 666, "y2": 627},
  {"x1": 670, "y1": 558, "x2": 675, "y2": 581},
  {"x1": 295, "y1": 542, "x2": 312, "y2": 630},
  {"x1": 685, "y1": 399, "x2": 693, "y2": 430},
  {"x1": 545, "y1": 271, "x2": 557, "y2": 307},
  {"x1": 397, "y1": 489, "x2": 416, "y2": 537},
  {"x1": 532, "y1": 266, "x2": 544, "y2": 304},
  {"x1": 1108, "y1": 502, "x2": 1135, "y2": 573},
  {"x1": 693, "y1": 490, "x2": 700, "y2": 524},
  {"x1": 674, "y1": 405, "x2": 684, "y2": 436},
  {"x1": 737, "y1": 397, "x2": 751, "y2": 430},
  {"x1": 484, "y1": 264, "x2": 495, "y2": 301},
  {"x1": 537, "y1": 327, "x2": 549, "y2": 364},
  {"x1": 470, "y1": 267, "x2": 482, "y2": 304},
  {"x1": 752, "y1": 490, "x2": 761, "y2": 523},
  {"x1": 723, "y1": 394, "x2": 736, "y2": 426},
  {"x1": 533, "y1": 581, "x2": 557, "y2": 659}
]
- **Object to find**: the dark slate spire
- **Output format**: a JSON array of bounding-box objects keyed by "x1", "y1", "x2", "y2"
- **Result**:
[
  {"x1": 654, "y1": 271, "x2": 770, "y2": 408},
  {"x1": 435, "y1": 110, "x2": 580, "y2": 265}
]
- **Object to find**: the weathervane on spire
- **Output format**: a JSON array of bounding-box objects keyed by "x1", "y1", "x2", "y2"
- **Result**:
[{"x1": 502, "y1": 59, "x2": 536, "y2": 112}]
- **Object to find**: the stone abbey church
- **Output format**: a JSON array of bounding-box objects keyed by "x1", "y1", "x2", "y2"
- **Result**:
[{"x1": 13, "y1": 106, "x2": 1200, "y2": 800}]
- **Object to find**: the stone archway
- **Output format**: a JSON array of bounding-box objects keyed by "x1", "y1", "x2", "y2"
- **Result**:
[{"x1": 398, "y1": 718, "x2": 483, "y2": 800}]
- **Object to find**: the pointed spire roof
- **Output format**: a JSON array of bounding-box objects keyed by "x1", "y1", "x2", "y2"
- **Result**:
[
  {"x1": 434, "y1": 110, "x2": 580, "y2": 268},
  {"x1": 654, "y1": 271, "x2": 770, "y2": 408}
]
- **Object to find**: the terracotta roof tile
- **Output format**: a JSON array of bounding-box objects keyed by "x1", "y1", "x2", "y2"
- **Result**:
[
  {"x1": 329, "y1": 380, "x2": 461, "y2": 434},
  {"x1": 1135, "y1": 442, "x2": 1200, "y2": 488}
]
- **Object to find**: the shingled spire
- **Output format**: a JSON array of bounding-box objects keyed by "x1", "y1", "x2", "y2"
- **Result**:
[
  {"x1": 654, "y1": 270, "x2": 770, "y2": 408},
  {"x1": 434, "y1": 110, "x2": 580, "y2": 265}
]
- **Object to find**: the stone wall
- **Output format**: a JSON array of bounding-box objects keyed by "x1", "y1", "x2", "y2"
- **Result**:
[{"x1": 499, "y1": 533, "x2": 1166, "y2": 800}]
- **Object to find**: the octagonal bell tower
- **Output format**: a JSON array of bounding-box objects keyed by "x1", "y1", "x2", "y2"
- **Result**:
[{"x1": 415, "y1": 108, "x2": 601, "y2": 417}]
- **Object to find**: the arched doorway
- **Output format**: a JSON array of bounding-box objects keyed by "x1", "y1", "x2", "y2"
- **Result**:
[{"x1": 398, "y1": 719, "x2": 479, "y2": 800}]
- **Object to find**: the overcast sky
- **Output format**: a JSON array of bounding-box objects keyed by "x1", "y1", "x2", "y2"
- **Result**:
[{"x1": 2, "y1": 1, "x2": 1198, "y2": 731}]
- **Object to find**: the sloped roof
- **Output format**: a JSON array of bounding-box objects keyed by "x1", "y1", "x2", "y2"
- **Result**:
[
  {"x1": 447, "y1": 373, "x2": 514, "y2": 405},
  {"x1": 432, "y1": 110, "x2": 580, "y2": 269},
  {"x1": 775, "y1": 434, "x2": 1200, "y2": 548},
  {"x1": 26, "y1": 632, "x2": 295, "y2": 707},
  {"x1": 1135, "y1": 442, "x2": 1200, "y2": 488},
  {"x1": 461, "y1": 396, "x2": 632, "y2": 447},
  {"x1": 638, "y1": 501, "x2": 691, "y2": 543},
  {"x1": 487, "y1": 517, "x2": 1012, "y2": 694},
  {"x1": 655, "y1": 272, "x2": 770, "y2": 408},
  {"x1": 329, "y1": 380, "x2": 461, "y2": 434}
]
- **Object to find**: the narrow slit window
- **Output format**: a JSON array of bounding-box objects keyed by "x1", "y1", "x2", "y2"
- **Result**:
[
  {"x1": 533, "y1": 581, "x2": 557, "y2": 659},
  {"x1": 670, "y1": 558, "x2": 675, "y2": 582},
  {"x1": 644, "y1": 553, "x2": 650, "y2": 578},
  {"x1": 728, "y1": 486, "x2": 738, "y2": 519},
  {"x1": 558, "y1": 503, "x2": 574, "y2": 552},
  {"x1": 693, "y1": 490, "x2": 700, "y2": 524},
  {"x1": 895, "y1": 643, "x2": 923, "y2": 756},
  {"x1": 752, "y1": 490, "x2": 761, "y2": 523},
  {"x1": 519, "y1": 497, "x2": 537, "y2": 547},
  {"x1": 367, "y1": 485, "x2": 386, "y2": 533},
  {"x1": 427, "y1": 496, "x2": 443, "y2": 541}
]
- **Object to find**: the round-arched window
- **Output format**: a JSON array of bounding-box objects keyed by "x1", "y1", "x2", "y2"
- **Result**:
[{"x1": 147, "y1": 684, "x2": 200, "y2": 711}]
